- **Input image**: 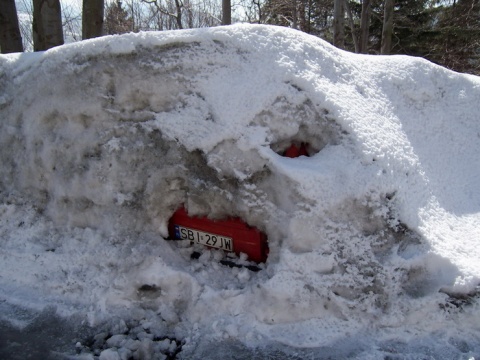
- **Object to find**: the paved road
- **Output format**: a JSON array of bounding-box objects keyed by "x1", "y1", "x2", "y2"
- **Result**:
[{"x1": 0, "y1": 306, "x2": 93, "y2": 360}]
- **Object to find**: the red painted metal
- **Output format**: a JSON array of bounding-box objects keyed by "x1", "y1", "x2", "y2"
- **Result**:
[
  {"x1": 282, "y1": 143, "x2": 309, "y2": 158},
  {"x1": 168, "y1": 207, "x2": 269, "y2": 263}
]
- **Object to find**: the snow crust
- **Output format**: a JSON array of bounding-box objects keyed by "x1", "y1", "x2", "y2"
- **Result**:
[{"x1": 1, "y1": 24, "x2": 479, "y2": 358}]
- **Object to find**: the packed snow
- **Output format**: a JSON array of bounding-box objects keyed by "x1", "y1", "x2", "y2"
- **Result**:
[{"x1": 1, "y1": 24, "x2": 479, "y2": 359}]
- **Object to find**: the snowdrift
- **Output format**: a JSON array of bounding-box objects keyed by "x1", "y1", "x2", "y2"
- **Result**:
[{"x1": 1, "y1": 25, "x2": 479, "y2": 358}]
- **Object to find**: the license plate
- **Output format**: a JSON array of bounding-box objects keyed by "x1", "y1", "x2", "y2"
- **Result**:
[{"x1": 174, "y1": 225, "x2": 234, "y2": 252}]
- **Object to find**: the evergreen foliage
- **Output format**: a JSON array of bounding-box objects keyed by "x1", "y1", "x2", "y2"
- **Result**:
[
  {"x1": 104, "y1": 1, "x2": 133, "y2": 35},
  {"x1": 261, "y1": 0, "x2": 479, "y2": 74}
]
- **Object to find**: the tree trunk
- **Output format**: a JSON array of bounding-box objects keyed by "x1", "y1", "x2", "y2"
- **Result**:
[
  {"x1": 359, "y1": 0, "x2": 370, "y2": 53},
  {"x1": 345, "y1": 0, "x2": 359, "y2": 53},
  {"x1": 33, "y1": 0, "x2": 64, "y2": 51},
  {"x1": 0, "y1": 0, "x2": 24, "y2": 53},
  {"x1": 381, "y1": 0, "x2": 394, "y2": 55},
  {"x1": 333, "y1": 0, "x2": 345, "y2": 49},
  {"x1": 82, "y1": 0, "x2": 104, "y2": 39},
  {"x1": 174, "y1": 0, "x2": 183, "y2": 29},
  {"x1": 222, "y1": 0, "x2": 231, "y2": 25},
  {"x1": 292, "y1": 0, "x2": 298, "y2": 29}
]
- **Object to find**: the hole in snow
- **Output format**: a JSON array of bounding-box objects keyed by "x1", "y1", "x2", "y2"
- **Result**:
[
  {"x1": 270, "y1": 121, "x2": 341, "y2": 159},
  {"x1": 279, "y1": 142, "x2": 311, "y2": 158},
  {"x1": 138, "y1": 284, "x2": 159, "y2": 292}
]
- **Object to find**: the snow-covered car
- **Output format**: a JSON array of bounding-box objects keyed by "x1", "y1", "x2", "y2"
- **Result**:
[{"x1": 1, "y1": 24, "x2": 480, "y2": 359}]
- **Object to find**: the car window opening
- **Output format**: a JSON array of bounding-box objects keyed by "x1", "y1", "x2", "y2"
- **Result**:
[{"x1": 281, "y1": 142, "x2": 310, "y2": 158}]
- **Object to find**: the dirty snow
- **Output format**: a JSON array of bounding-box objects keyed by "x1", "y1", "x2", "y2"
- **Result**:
[{"x1": 0, "y1": 24, "x2": 479, "y2": 359}]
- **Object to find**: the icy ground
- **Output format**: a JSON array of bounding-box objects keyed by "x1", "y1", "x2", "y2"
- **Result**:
[{"x1": 0, "y1": 24, "x2": 479, "y2": 359}]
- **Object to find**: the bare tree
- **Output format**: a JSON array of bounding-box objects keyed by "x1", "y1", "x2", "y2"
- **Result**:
[
  {"x1": 16, "y1": 0, "x2": 33, "y2": 50},
  {"x1": 359, "y1": 0, "x2": 370, "y2": 53},
  {"x1": 120, "y1": 0, "x2": 145, "y2": 31},
  {"x1": 143, "y1": 0, "x2": 184, "y2": 29},
  {"x1": 0, "y1": 0, "x2": 24, "y2": 53},
  {"x1": 381, "y1": 0, "x2": 394, "y2": 54},
  {"x1": 333, "y1": 0, "x2": 345, "y2": 49},
  {"x1": 262, "y1": 0, "x2": 297, "y2": 28},
  {"x1": 62, "y1": 2, "x2": 82, "y2": 42},
  {"x1": 139, "y1": 0, "x2": 220, "y2": 30},
  {"x1": 194, "y1": 0, "x2": 221, "y2": 27},
  {"x1": 32, "y1": 0, "x2": 64, "y2": 51},
  {"x1": 241, "y1": 0, "x2": 264, "y2": 23},
  {"x1": 82, "y1": 0, "x2": 104, "y2": 39}
]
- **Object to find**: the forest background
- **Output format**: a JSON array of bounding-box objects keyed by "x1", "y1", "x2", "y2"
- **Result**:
[{"x1": 1, "y1": 0, "x2": 479, "y2": 76}]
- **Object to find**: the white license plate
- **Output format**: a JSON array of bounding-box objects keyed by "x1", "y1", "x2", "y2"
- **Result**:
[{"x1": 174, "y1": 225, "x2": 234, "y2": 252}]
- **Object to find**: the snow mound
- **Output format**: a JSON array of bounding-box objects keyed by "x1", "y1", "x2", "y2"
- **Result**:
[{"x1": 1, "y1": 25, "x2": 479, "y2": 358}]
